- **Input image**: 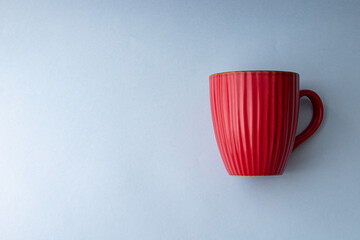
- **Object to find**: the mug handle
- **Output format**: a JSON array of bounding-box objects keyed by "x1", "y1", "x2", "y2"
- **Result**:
[{"x1": 293, "y1": 89, "x2": 324, "y2": 151}]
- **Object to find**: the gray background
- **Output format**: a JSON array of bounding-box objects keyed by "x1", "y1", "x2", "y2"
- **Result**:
[{"x1": 1, "y1": 0, "x2": 359, "y2": 239}]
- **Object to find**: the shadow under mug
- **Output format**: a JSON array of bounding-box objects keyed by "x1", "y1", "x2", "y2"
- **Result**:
[{"x1": 209, "y1": 71, "x2": 323, "y2": 176}]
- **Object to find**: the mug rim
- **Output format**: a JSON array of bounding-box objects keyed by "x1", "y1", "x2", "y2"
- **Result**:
[{"x1": 210, "y1": 70, "x2": 299, "y2": 77}]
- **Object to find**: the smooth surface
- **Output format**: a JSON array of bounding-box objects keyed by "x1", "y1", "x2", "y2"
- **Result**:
[
  {"x1": 210, "y1": 72, "x2": 323, "y2": 176},
  {"x1": 0, "y1": 0, "x2": 360, "y2": 239}
]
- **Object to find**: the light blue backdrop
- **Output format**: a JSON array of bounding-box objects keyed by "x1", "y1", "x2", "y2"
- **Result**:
[{"x1": 0, "y1": 0, "x2": 359, "y2": 239}]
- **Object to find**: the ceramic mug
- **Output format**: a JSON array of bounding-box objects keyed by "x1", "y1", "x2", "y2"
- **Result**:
[{"x1": 209, "y1": 71, "x2": 323, "y2": 176}]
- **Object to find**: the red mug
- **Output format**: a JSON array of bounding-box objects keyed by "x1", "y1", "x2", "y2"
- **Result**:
[{"x1": 210, "y1": 71, "x2": 323, "y2": 176}]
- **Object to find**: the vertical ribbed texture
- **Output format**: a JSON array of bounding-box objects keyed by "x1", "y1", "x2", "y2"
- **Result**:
[{"x1": 210, "y1": 72, "x2": 299, "y2": 176}]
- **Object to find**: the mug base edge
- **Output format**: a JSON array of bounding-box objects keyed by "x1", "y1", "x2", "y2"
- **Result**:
[{"x1": 229, "y1": 174, "x2": 283, "y2": 177}]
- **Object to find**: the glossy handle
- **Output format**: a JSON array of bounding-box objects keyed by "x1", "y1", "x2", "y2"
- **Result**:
[{"x1": 293, "y1": 90, "x2": 324, "y2": 151}]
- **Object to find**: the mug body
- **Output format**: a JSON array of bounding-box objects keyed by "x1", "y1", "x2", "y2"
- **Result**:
[{"x1": 210, "y1": 71, "x2": 300, "y2": 176}]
